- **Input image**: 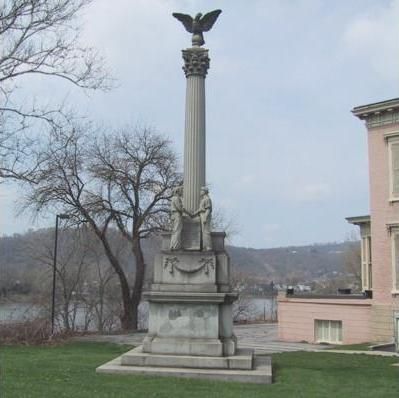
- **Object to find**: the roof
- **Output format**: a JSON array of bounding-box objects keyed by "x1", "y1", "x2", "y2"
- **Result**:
[
  {"x1": 346, "y1": 215, "x2": 371, "y2": 226},
  {"x1": 352, "y1": 98, "x2": 399, "y2": 119}
]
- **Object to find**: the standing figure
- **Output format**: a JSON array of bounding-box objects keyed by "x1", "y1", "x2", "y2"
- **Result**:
[
  {"x1": 195, "y1": 187, "x2": 213, "y2": 251},
  {"x1": 170, "y1": 186, "x2": 185, "y2": 250}
]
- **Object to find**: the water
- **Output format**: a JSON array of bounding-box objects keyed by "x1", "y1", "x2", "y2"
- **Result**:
[
  {"x1": 236, "y1": 297, "x2": 277, "y2": 321},
  {"x1": 251, "y1": 297, "x2": 277, "y2": 320},
  {"x1": 0, "y1": 303, "x2": 40, "y2": 323},
  {"x1": 0, "y1": 297, "x2": 277, "y2": 329}
]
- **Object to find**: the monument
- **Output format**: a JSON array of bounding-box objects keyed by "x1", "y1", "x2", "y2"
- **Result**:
[{"x1": 97, "y1": 10, "x2": 272, "y2": 384}]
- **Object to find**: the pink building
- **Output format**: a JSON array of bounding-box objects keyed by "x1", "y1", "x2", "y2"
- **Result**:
[{"x1": 278, "y1": 98, "x2": 399, "y2": 347}]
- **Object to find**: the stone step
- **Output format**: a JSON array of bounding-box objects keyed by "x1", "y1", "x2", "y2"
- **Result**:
[
  {"x1": 121, "y1": 346, "x2": 254, "y2": 370},
  {"x1": 97, "y1": 354, "x2": 272, "y2": 384}
]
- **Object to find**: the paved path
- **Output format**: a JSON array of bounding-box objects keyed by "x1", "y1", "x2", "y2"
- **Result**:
[
  {"x1": 73, "y1": 323, "x2": 325, "y2": 354},
  {"x1": 72, "y1": 323, "x2": 399, "y2": 358},
  {"x1": 74, "y1": 332, "x2": 146, "y2": 347},
  {"x1": 234, "y1": 324, "x2": 326, "y2": 354}
]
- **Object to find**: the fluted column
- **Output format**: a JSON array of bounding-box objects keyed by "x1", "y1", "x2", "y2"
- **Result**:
[{"x1": 182, "y1": 47, "x2": 210, "y2": 213}]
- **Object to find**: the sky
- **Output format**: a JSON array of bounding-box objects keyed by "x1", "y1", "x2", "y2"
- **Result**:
[{"x1": 1, "y1": 0, "x2": 399, "y2": 248}]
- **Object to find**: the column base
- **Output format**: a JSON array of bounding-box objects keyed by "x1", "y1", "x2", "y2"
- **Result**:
[
  {"x1": 122, "y1": 345, "x2": 252, "y2": 369},
  {"x1": 96, "y1": 348, "x2": 272, "y2": 384}
]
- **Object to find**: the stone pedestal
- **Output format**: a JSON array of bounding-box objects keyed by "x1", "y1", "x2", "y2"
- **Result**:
[
  {"x1": 97, "y1": 232, "x2": 272, "y2": 383},
  {"x1": 137, "y1": 232, "x2": 238, "y2": 358}
]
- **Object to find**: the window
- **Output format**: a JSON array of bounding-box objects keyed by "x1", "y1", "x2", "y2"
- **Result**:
[
  {"x1": 391, "y1": 232, "x2": 399, "y2": 293},
  {"x1": 395, "y1": 313, "x2": 399, "y2": 351},
  {"x1": 361, "y1": 236, "x2": 372, "y2": 290},
  {"x1": 315, "y1": 320, "x2": 343, "y2": 344},
  {"x1": 388, "y1": 136, "x2": 399, "y2": 201}
]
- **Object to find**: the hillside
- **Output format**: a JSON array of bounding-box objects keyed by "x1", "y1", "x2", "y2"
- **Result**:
[
  {"x1": 0, "y1": 229, "x2": 355, "y2": 286},
  {"x1": 227, "y1": 242, "x2": 352, "y2": 282}
]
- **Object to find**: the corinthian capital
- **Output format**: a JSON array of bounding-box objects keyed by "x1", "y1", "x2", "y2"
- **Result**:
[{"x1": 182, "y1": 48, "x2": 210, "y2": 78}]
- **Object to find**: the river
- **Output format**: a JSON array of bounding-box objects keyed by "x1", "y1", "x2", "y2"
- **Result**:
[{"x1": 0, "y1": 297, "x2": 277, "y2": 328}]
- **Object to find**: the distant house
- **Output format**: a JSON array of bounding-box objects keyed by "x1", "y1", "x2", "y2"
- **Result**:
[{"x1": 278, "y1": 98, "x2": 399, "y2": 348}]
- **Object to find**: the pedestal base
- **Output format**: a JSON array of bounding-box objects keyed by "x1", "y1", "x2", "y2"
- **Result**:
[
  {"x1": 96, "y1": 347, "x2": 272, "y2": 384},
  {"x1": 121, "y1": 346, "x2": 253, "y2": 369},
  {"x1": 96, "y1": 232, "x2": 276, "y2": 384}
]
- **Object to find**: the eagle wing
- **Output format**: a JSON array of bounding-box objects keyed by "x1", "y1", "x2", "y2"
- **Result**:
[
  {"x1": 172, "y1": 13, "x2": 193, "y2": 33},
  {"x1": 200, "y1": 9, "x2": 222, "y2": 32}
]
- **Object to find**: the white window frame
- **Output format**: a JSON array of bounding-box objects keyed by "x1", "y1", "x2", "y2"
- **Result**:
[
  {"x1": 390, "y1": 228, "x2": 399, "y2": 294},
  {"x1": 314, "y1": 319, "x2": 343, "y2": 344},
  {"x1": 393, "y1": 311, "x2": 399, "y2": 352},
  {"x1": 386, "y1": 133, "x2": 399, "y2": 202},
  {"x1": 394, "y1": 312, "x2": 399, "y2": 352},
  {"x1": 360, "y1": 236, "x2": 372, "y2": 290}
]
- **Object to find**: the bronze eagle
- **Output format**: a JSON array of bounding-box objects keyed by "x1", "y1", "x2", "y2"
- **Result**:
[{"x1": 172, "y1": 10, "x2": 222, "y2": 47}]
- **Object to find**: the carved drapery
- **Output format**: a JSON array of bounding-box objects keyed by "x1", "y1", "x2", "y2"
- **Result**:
[{"x1": 163, "y1": 256, "x2": 215, "y2": 275}]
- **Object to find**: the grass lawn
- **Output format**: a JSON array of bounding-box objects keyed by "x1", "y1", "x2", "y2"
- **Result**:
[
  {"x1": 327, "y1": 343, "x2": 372, "y2": 351},
  {"x1": 1, "y1": 342, "x2": 398, "y2": 398}
]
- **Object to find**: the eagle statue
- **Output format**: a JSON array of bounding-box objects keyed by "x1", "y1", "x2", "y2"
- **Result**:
[{"x1": 172, "y1": 10, "x2": 222, "y2": 47}]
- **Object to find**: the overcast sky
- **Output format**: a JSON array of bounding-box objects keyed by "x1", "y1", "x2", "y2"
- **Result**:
[{"x1": 1, "y1": 0, "x2": 399, "y2": 248}]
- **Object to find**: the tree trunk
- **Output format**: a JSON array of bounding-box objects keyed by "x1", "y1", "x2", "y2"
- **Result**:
[
  {"x1": 92, "y1": 227, "x2": 136, "y2": 331},
  {"x1": 63, "y1": 301, "x2": 70, "y2": 331},
  {"x1": 120, "y1": 299, "x2": 136, "y2": 330}
]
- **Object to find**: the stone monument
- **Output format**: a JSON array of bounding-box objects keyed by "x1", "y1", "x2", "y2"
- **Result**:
[{"x1": 97, "y1": 10, "x2": 272, "y2": 384}]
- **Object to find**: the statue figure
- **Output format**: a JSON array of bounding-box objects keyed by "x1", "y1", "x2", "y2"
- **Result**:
[
  {"x1": 194, "y1": 187, "x2": 213, "y2": 251},
  {"x1": 172, "y1": 10, "x2": 222, "y2": 47},
  {"x1": 169, "y1": 186, "x2": 185, "y2": 250}
]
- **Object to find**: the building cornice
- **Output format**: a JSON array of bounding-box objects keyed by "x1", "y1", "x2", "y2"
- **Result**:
[
  {"x1": 352, "y1": 98, "x2": 399, "y2": 128},
  {"x1": 346, "y1": 215, "x2": 370, "y2": 226}
]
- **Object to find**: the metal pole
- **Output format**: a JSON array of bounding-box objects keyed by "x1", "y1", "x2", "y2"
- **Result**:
[
  {"x1": 271, "y1": 281, "x2": 275, "y2": 322},
  {"x1": 51, "y1": 215, "x2": 59, "y2": 335}
]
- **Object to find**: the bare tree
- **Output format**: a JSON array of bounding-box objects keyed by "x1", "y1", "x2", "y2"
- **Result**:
[
  {"x1": 22, "y1": 123, "x2": 180, "y2": 330},
  {"x1": 81, "y1": 230, "x2": 120, "y2": 332},
  {"x1": 0, "y1": 0, "x2": 110, "y2": 181},
  {"x1": 28, "y1": 227, "x2": 90, "y2": 332},
  {"x1": 230, "y1": 271, "x2": 257, "y2": 323},
  {"x1": 343, "y1": 233, "x2": 362, "y2": 292}
]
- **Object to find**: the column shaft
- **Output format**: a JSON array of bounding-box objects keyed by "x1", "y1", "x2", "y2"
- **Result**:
[{"x1": 183, "y1": 75, "x2": 206, "y2": 212}]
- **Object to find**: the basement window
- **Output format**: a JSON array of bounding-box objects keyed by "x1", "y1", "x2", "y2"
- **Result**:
[{"x1": 315, "y1": 320, "x2": 343, "y2": 344}]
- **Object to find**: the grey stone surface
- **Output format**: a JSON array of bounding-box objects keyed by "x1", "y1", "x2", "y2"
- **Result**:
[
  {"x1": 150, "y1": 283, "x2": 218, "y2": 293},
  {"x1": 154, "y1": 251, "x2": 217, "y2": 285},
  {"x1": 215, "y1": 252, "x2": 230, "y2": 285},
  {"x1": 181, "y1": 218, "x2": 201, "y2": 250},
  {"x1": 121, "y1": 346, "x2": 253, "y2": 370},
  {"x1": 194, "y1": 187, "x2": 213, "y2": 251},
  {"x1": 143, "y1": 291, "x2": 237, "y2": 304},
  {"x1": 97, "y1": 354, "x2": 272, "y2": 384},
  {"x1": 143, "y1": 336, "x2": 224, "y2": 357},
  {"x1": 147, "y1": 303, "x2": 219, "y2": 339},
  {"x1": 183, "y1": 58, "x2": 207, "y2": 215},
  {"x1": 169, "y1": 186, "x2": 185, "y2": 250},
  {"x1": 160, "y1": 231, "x2": 226, "y2": 252}
]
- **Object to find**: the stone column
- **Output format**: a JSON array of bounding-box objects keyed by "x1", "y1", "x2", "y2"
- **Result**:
[{"x1": 182, "y1": 47, "x2": 210, "y2": 213}]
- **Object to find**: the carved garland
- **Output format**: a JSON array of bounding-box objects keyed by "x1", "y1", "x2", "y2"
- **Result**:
[{"x1": 164, "y1": 256, "x2": 215, "y2": 275}]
